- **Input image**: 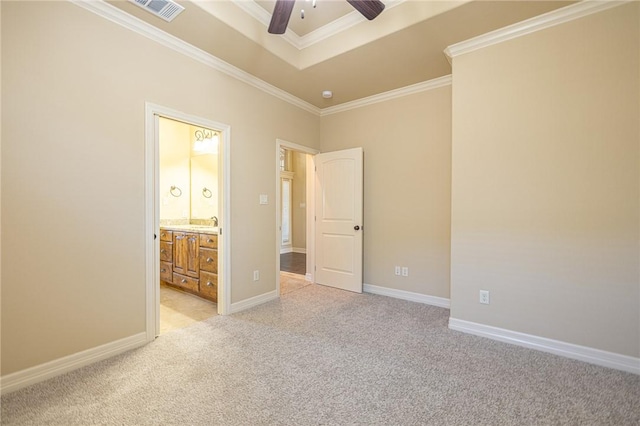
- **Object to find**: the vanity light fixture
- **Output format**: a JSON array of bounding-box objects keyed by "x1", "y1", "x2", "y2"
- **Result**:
[{"x1": 193, "y1": 128, "x2": 220, "y2": 154}]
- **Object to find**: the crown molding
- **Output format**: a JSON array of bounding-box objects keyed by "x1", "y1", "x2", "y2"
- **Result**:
[
  {"x1": 70, "y1": 0, "x2": 321, "y2": 116},
  {"x1": 445, "y1": 0, "x2": 631, "y2": 59},
  {"x1": 233, "y1": 0, "x2": 405, "y2": 51},
  {"x1": 320, "y1": 75, "x2": 452, "y2": 117}
]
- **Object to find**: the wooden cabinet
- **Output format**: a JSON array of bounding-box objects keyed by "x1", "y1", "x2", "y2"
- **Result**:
[
  {"x1": 159, "y1": 230, "x2": 174, "y2": 282},
  {"x1": 159, "y1": 227, "x2": 218, "y2": 303},
  {"x1": 199, "y1": 271, "x2": 218, "y2": 300},
  {"x1": 173, "y1": 232, "x2": 199, "y2": 278}
]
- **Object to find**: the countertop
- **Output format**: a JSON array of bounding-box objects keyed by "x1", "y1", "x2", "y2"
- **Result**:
[{"x1": 160, "y1": 225, "x2": 219, "y2": 235}]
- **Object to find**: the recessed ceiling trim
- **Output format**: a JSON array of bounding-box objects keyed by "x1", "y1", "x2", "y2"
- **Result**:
[
  {"x1": 298, "y1": 0, "x2": 404, "y2": 49},
  {"x1": 232, "y1": 0, "x2": 301, "y2": 48},
  {"x1": 69, "y1": 0, "x2": 321, "y2": 115},
  {"x1": 233, "y1": 0, "x2": 405, "y2": 51},
  {"x1": 445, "y1": 0, "x2": 631, "y2": 59},
  {"x1": 320, "y1": 75, "x2": 452, "y2": 117}
]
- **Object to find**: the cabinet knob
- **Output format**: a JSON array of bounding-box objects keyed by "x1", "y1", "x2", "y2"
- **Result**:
[
  {"x1": 181, "y1": 278, "x2": 187, "y2": 284},
  {"x1": 206, "y1": 257, "x2": 214, "y2": 263},
  {"x1": 160, "y1": 249, "x2": 166, "y2": 253},
  {"x1": 207, "y1": 238, "x2": 214, "y2": 243},
  {"x1": 161, "y1": 268, "x2": 167, "y2": 273},
  {"x1": 206, "y1": 281, "x2": 213, "y2": 287}
]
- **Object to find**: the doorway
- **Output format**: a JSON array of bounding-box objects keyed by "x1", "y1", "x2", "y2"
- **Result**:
[
  {"x1": 275, "y1": 140, "x2": 319, "y2": 296},
  {"x1": 145, "y1": 103, "x2": 231, "y2": 341},
  {"x1": 157, "y1": 117, "x2": 219, "y2": 333}
]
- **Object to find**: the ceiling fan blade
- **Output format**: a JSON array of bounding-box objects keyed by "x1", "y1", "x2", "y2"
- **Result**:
[
  {"x1": 347, "y1": 0, "x2": 385, "y2": 20},
  {"x1": 268, "y1": 0, "x2": 296, "y2": 34}
]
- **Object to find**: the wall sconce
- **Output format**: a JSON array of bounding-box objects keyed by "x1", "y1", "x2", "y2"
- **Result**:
[{"x1": 193, "y1": 128, "x2": 219, "y2": 154}]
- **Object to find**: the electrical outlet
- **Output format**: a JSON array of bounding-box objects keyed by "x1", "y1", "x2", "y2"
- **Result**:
[
  {"x1": 253, "y1": 270, "x2": 260, "y2": 281},
  {"x1": 479, "y1": 290, "x2": 490, "y2": 304},
  {"x1": 402, "y1": 267, "x2": 409, "y2": 277},
  {"x1": 395, "y1": 266, "x2": 401, "y2": 276}
]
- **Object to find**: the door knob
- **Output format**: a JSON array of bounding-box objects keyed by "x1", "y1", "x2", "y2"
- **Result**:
[{"x1": 354, "y1": 225, "x2": 360, "y2": 231}]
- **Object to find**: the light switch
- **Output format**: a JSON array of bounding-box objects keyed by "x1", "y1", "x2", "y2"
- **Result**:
[{"x1": 259, "y1": 194, "x2": 268, "y2": 205}]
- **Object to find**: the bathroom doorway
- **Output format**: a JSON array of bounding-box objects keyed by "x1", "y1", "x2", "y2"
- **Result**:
[
  {"x1": 157, "y1": 117, "x2": 219, "y2": 333},
  {"x1": 276, "y1": 140, "x2": 318, "y2": 296},
  {"x1": 145, "y1": 103, "x2": 231, "y2": 340}
]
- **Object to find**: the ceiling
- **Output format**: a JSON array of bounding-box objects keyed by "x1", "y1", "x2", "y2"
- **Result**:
[{"x1": 108, "y1": 0, "x2": 574, "y2": 108}]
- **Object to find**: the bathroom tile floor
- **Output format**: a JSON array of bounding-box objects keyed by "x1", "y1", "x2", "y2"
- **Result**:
[
  {"x1": 160, "y1": 284, "x2": 217, "y2": 334},
  {"x1": 280, "y1": 271, "x2": 311, "y2": 295}
]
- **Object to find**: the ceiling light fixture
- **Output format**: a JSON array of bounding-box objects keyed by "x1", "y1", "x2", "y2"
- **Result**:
[
  {"x1": 301, "y1": 0, "x2": 317, "y2": 19},
  {"x1": 322, "y1": 90, "x2": 333, "y2": 99}
]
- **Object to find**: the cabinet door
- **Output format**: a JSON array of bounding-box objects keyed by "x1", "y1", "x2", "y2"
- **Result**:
[
  {"x1": 173, "y1": 232, "x2": 187, "y2": 275},
  {"x1": 174, "y1": 232, "x2": 199, "y2": 278},
  {"x1": 185, "y1": 233, "x2": 199, "y2": 278}
]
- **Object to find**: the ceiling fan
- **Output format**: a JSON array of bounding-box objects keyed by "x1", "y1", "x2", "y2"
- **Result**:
[{"x1": 268, "y1": 0, "x2": 385, "y2": 34}]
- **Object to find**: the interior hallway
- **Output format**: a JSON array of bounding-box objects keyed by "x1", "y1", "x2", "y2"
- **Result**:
[{"x1": 280, "y1": 252, "x2": 306, "y2": 275}]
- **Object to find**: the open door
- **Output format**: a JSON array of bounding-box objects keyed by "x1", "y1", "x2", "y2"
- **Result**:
[{"x1": 314, "y1": 147, "x2": 363, "y2": 293}]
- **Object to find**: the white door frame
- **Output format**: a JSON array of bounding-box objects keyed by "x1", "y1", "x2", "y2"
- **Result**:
[
  {"x1": 275, "y1": 139, "x2": 319, "y2": 295},
  {"x1": 145, "y1": 102, "x2": 232, "y2": 341}
]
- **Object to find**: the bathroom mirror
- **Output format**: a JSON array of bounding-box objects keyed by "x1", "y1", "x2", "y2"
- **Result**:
[{"x1": 190, "y1": 154, "x2": 218, "y2": 219}]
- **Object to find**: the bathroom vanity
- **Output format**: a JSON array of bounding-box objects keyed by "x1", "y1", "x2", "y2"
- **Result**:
[{"x1": 160, "y1": 226, "x2": 218, "y2": 303}]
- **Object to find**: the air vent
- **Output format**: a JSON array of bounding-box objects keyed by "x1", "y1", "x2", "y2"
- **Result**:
[{"x1": 129, "y1": 0, "x2": 185, "y2": 22}]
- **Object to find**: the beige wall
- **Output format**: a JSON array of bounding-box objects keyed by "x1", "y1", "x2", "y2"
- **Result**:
[
  {"x1": 450, "y1": 3, "x2": 639, "y2": 357},
  {"x1": 320, "y1": 87, "x2": 452, "y2": 298},
  {"x1": 1, "y1": 1, "x2": 319, "y2": 375},
  {"x1": 291, "y1": 151, "x2": 307, "y2": 251}
]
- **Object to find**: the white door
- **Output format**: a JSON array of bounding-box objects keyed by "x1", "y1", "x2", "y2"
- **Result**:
[{"x1": 314, "y1": 147, "x2": 363, "y2": 293}]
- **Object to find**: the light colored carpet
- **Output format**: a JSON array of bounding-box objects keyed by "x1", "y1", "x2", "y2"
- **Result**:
[
  {"x1": 280, "y1": 271, "x2": 310, "y2": 295},
  {"x1": 2, "y1": 284, "x2": 639, "y2": 425}
]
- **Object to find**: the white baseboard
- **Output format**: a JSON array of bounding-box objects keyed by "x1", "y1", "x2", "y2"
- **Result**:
[
  {"x1": 0, "y1": 332, "x2": 148, "y2": 395},
  {"x1": 363, "y1": 283, "x2": 451, "y2": 309},
  {"x1": 292, "y1": 247, "x2": 307, "y2": 254},
  {"x1": 448, "y1": 318, "x2": 640, "y2": 375},
  {"x1": 230, "y1": 290, "x2": 279, "y2": 314},
  {"x1": 280, "y1": 247, "x2": 293, "y2": 254}
]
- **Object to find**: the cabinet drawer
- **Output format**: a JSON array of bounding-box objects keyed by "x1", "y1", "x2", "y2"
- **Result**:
[
  {"x1": 172, "y1": 273, "x2": 199, "y2": 292},
  {"x1": 159, "y1": 229, "x2": 173, "y2": 242},
  {"x1": 160, "y1": 261, "x2": 173, "y2": 282},
  {"x1": 200, "y1": 271, "x2": 218, "y2": 301},
  {"x1": 160, "y1": 241, "x2": 173, "y2": 262},
  {"x1": 199, "y1": 248, "x2": 218, "y2": 273},
  {"x1": 199, "y1": 233, "x2": 218, "y2": 249}
]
